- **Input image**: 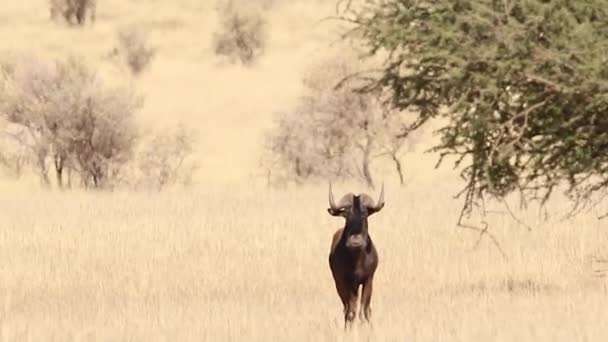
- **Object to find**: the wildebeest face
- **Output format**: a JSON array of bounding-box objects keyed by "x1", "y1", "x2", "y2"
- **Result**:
[{"x1": 327, "y1": 183, "x2": 385, "y2": 250}]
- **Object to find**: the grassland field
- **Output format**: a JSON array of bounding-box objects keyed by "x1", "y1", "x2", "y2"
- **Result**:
[{"x1": 1, "y1": 0, "x2": 608, "y2": 341}]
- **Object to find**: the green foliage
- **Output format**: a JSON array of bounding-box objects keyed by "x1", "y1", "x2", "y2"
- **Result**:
[{"x1": 345, "y1": 0, "x2": 608, "y2": 214}]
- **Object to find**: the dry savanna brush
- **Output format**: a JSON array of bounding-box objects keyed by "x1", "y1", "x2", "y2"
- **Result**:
[{"x1": 1, "y1": 0, "x2": 608, "y2": 341}]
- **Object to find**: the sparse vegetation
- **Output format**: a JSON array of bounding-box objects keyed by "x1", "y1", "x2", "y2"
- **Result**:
[
  {"x1": 212, "y1": 0, "x2": 267, "y2": 66},
  {"x1": 0, "y1": 54, "x2": 196, "y2": 190},
  {"x1": 0, "y1": 55, "x2": 141, "y2": 188},
  {"x1": 263, "y1": 54, "x2": 416, "y2": 188},
  {"x1": 49, "y1": 0, "x2": 96, "y2": 26},
  {"x1": 111, "y1": 26, "x2": 157, "y2": 76},
  {"x1": 133, "y1": 125, "x2": 198, "y2": 191}
]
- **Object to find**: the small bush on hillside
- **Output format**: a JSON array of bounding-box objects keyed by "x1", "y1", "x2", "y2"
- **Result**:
[
  {"x1": 0, "y1": 55, "x2": 142, "y2": 188},
  {"x1": 49, "y1": 0, "x2": 96, "y2": 26},
  {"x1": 212, "y1": 0, "x2": 266, "y2": 66},
  {"x1": 111, "y1": 26, "x2": 157, "y2": 76},
  {"x1": 0, "y1": 54, "x2": 200, "y2": 191},
  {"x1": 134, "y1": 125, "x2": 199, "y2": 191}
]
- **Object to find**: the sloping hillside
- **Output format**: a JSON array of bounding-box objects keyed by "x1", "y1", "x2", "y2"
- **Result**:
[{"x1": 0, "y1": 0, "x2": 453, "y2": 190}]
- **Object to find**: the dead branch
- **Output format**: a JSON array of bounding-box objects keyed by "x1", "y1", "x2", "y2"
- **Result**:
[{"x1": 456, "y1": 194, "x2": 509, "y2": 260}]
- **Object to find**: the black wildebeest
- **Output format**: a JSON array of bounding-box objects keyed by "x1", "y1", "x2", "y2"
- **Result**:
[{"x1": 327, "y1": 183, "x2": 384, "y2": 329}]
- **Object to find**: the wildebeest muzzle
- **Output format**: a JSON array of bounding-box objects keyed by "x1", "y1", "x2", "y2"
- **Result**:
[{"x1": 345, "y1": 233, "x2": 366, "y2": 249}]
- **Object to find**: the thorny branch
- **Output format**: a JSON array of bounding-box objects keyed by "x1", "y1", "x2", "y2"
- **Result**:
[{"x1": 457, "y1": 203, "x2": 509, "y2": 261}]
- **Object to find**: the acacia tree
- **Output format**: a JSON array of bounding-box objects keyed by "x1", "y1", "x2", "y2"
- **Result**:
[
  {"x1": 341, "y1": 0, "x2": 608, "y2": 219},
  {"x1": 110, "y1": 25, "x2": 157, "y2": 76},
  {"x1": 263, "y1": 54, "x2": 415, "y2": 188}
]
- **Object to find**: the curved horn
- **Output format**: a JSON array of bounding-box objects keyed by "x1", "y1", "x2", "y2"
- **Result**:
[
  {"x1": 329, "y1": 182, "x2": 338, "y2": 210},
  {"x1": 376, "y1": 182, "x2": 385, "y2": 208},
  {"x1": 367, "y1": 182, "x2": 385, "y2": 215}
]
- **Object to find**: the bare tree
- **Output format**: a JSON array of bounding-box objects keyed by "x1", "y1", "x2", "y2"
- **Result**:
[{"x1": 262, "y1": 54, "x2": 416, "y2": 187}]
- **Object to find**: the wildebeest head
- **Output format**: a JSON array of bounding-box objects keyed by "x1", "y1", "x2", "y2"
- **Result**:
[{"x1": 327, "y1": 183, "x2": 385, "y2": 250}]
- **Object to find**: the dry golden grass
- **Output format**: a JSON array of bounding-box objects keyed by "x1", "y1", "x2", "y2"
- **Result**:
[
  {"x1": 2, "y1": 0, "x2": 608, "y2": 341},
  {"x1": 2, "y1": 184, "x2": 608, "y2": 341}
]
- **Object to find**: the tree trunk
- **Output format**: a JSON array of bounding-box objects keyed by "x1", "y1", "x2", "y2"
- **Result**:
[
  {"x1": 295, "y1": 157, "x2": 303, "y2": 179},
  {"x1": 75, "y1": 0, "x2": 86, "y2": 25},
  {"x1": 36, "y1": 151, "x2": 50, "y2": 187},
  {"x1": 361, "y1": 136, "x2": 375, "y2": 189},
  {"x1": 67, "y1": 167, "x2": 72, "y2": 189},
  {"x1": 54, "y1": 154, "x2": 63, "y2": 188}
]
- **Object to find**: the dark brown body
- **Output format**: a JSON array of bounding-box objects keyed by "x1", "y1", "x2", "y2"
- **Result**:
[
  {"x1": 329, "y1": 227, "x2": 378, "y2": 326},
  {"x1": 326, "y1": 184, "x2": 384, "y2": 329}
]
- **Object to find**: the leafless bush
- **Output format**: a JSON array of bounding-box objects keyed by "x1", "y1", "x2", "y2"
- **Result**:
[
  {"x1": 132, "y1": 125, "x2": 198, "y2": 191},
  {"x1": 0, "y1": 153, "x2": 26, "y2": 179},
  {"x1": 0, "y1": 126, "x2": 28, "y2": 180},
  {"x1": 111, "y1": 26, "x2": 157, "y2": 76},
  {"x1": 50, "y1": 0, "x2": 96, "y2": 26},
  {"x1": 262, "y1": 54, "x2": 417, "y2": 188},
  {"x1": 0, "y1": 55, "x2": 142, "y2": 189},
  {"x1": 212, "y1": 0, "x2": 266, "y2": 66}
]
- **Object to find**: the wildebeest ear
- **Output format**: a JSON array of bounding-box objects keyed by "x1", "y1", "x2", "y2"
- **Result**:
[{"x1": 327, "y1": 208, "x2": 344, "y2": 216}]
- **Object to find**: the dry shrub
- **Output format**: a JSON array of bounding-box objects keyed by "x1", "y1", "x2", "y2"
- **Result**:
[
  {"x1": 112, "y1": 26, "x2": 157, "y2": 76},
  {"x1": 0, "y1": 53, "x2": 200, "y2": 191},
  {"x1": 0, "y1": 124, "x2": 28, "y2": 179},
  {"x1": 212, "y1": 0, "x2": 267, "y2": 66},
  {"x1": 0, "y1": 54, "x2": 142, "y2": 188},
  {"x1": 133, "y1": 125, "x2": 199, "y2": 191},
  {"x1": 49, "y1": 0, "x2": 96, "y2": 26},
  {"x1": 262, "y1": 52, "x2": 418, "y2": 188}
]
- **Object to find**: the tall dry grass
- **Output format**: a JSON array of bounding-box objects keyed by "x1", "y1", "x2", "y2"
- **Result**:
[{"x1": 1, "y1": 182, "x2": 608, "y2": 341}]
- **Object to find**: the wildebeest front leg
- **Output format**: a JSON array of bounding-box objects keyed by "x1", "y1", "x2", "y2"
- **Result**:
[
  {"x1": 344, "y1": 284, "x2": 359, "y2": 329},
  {"x1": 360, "y1": 276, "x2": 373, "y2": 323},
  {"x1": 332, "y1": 277, "x2": 349, "y2": 312}
]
